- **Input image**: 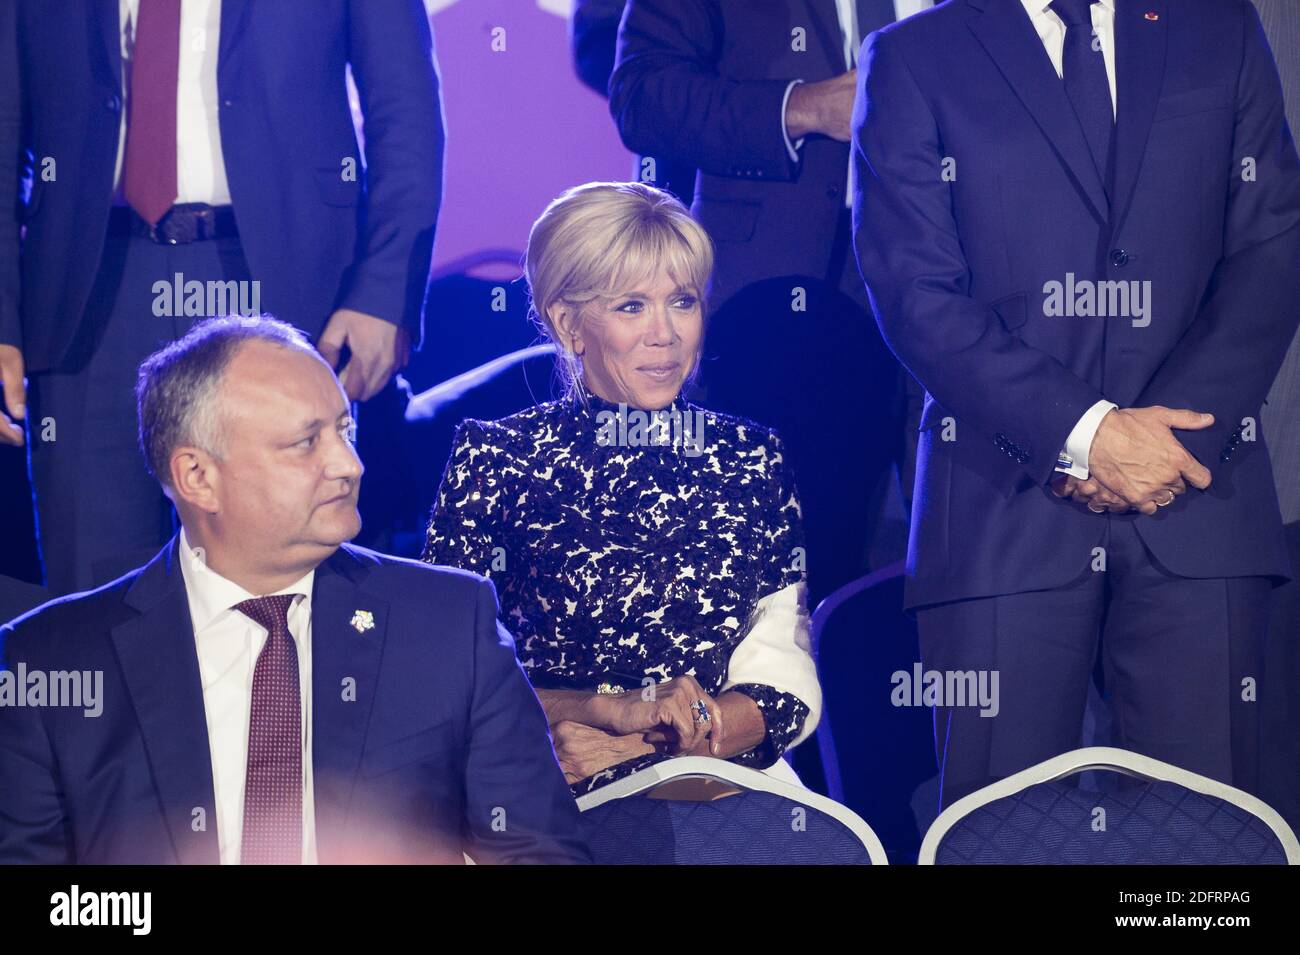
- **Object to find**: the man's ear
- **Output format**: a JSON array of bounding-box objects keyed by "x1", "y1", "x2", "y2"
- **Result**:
[{"x1": 170, "y1": 447, "x2": 221, "y2": 514}]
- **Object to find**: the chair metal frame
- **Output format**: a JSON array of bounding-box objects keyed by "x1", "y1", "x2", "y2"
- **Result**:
[
  {"x1": 809, "y1": 559, "x2": 906, "y2": 803},
  {"x1": 576, "y1": 755, "x2": 890, "y2": 864},
  {"x1": 917, "y1": 746, "x2": 1300, "y2": 864}
]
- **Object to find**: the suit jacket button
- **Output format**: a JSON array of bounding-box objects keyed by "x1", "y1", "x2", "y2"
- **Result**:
[
  {"x1": 1110, "y1": 248, "x2": 1130, "y2": 267},
  {"x1": 104, "y1": 93, "x2": 121, "y2": 111}
]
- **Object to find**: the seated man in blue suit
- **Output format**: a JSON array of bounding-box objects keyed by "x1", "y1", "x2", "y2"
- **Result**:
[
  {"x1": 853, "y1": 0, "x2": 1300, "y2": 807},
  {"x1": 0, "y1": 315, "x2": 590, "y2": 864}
]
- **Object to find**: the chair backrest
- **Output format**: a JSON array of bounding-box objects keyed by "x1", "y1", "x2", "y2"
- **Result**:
[
  {"x1": 809, "y1": 560, "x2": 906, "y2": 804},
  {"x1": 576, "y1": 756, "x2": 888, "y2": 865},
  {"x1": 918, "y1": 747, "x2": 1300, "y2": 864},
  {"x1": 404, "y1": 343, "x2": 558, "y2": 421},
  {"x1": 810, "y1": 561, "x2": 936, "y2": 863}
]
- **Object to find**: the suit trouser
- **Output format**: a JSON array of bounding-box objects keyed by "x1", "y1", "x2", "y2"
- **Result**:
[
  {"x1": 916, "y1": 517, "x2": 1270, "y2": 810},
  {"x1": 26, "y1": 229, "x2": 252, "y2": 597},
  {"x1": 1261, "y1": 519, "x2": 1300, "y2": 832}
]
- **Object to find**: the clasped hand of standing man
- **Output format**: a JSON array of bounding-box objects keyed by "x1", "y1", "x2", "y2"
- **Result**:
[{"x1": 1050, "y1": 406, "x2": 1215, "y2": 515}]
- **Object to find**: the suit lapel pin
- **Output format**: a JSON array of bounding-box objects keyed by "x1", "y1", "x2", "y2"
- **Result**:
[
  {"x1": 1144, "y1": 12, "x2": 1160, "y2": 20},
  {"x1": 350, "y1": 609, "x2": 375, "y2": 634}
]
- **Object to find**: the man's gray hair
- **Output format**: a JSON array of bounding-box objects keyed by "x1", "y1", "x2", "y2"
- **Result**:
[{"x1": 136, "y1": 315, "x2": 315, "y2": 488}]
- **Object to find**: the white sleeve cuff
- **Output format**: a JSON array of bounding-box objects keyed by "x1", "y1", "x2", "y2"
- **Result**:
[
  {"x1": 1055, "y1": 399, "x2": 1118, "y2": 478},
  {"x1": 721, "y1": 580, "x2": 821, "y2": 750},
  {"x1": 781, "y1": 79, "x2": 806, "y2": 163}
]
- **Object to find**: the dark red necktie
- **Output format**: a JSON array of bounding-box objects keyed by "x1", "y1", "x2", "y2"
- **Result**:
[
  {"x1": 123, "y1": 0, "x2": 181, "y2": 225},
  {"x1": 233, "y1": 595, "x2": 303, "y2": 865}
]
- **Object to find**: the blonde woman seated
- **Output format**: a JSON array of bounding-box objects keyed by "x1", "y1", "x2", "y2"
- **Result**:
[{"x1": 421, "y1": 182, "x2": 820, "y2": 796}]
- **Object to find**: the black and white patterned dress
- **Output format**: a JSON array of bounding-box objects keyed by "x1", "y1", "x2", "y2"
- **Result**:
[{"x1": 421, "y1": 388, "x2": 813, "y2": 796}]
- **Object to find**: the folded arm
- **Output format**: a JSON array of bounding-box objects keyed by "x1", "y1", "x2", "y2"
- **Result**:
[{"x1": 610, "y1": 0, "x2": 798, "y2": 180}]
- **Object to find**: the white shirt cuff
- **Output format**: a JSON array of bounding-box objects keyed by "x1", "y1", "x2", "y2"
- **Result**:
[
  {"x1": 781, "y1": 79, "x2": 806, "y2": 164},
  {"x1": 721, "y1": 580, "x2": 821, "y2": 750},
  {"x1": 1055, "y1": 400, "x2": 1118, "y2": 478}
]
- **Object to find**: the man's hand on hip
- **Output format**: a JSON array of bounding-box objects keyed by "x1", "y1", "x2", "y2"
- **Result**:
[
  {"x1": 1086, "y1": 406, "x2": 1214, "y2": 515},
  {"x1": 0, "y1": 344, "x2": 26, "y2": 447},
  {"x1": 316, "y1": 308, "x2": 411, "y2": 402}
]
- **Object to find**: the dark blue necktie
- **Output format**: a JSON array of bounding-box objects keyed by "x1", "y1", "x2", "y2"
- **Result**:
[{"x1": 1051, "y1": 0, "x2": 1114, "y2": 187}]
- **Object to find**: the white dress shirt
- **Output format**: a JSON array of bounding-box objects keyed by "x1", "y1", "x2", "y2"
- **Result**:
[
  {"x1": 178, "y1": 527, "x2": 316, "y2": 864},
  {"x1": 113, "y1": 0, "x2": 232, "y2": 206}
]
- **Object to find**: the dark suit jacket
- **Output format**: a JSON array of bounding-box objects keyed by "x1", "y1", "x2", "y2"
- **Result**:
[
  {"x1": 0, "y1": 0, "x2": 444, "y2": 373},
  {"x1": 573, "y1": 0, "x2": 627, "y2": 96},
  {"x1": 610, "y1": 0, "x2": 865, "y2": 310},
  {"x1": 852, "y1": 0, "x2": 1300, "y2": 610},
  {"x1": 571, "y1": 0, "x2": 696, "y2": 204},
  {"x1": 0, "y1": 538, "x2": 590, "y2": 864},
  {"x1": 1256, "y1": 0, "x2": 1300, "y2": 525}
]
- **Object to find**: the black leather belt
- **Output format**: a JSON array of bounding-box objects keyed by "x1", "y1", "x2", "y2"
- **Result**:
[{"x1": 108, "y1": 203, "x2": 239, "y2": 244}]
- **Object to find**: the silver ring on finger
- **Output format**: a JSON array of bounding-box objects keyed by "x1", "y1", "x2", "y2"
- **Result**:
[
  {"x1": 1156, "y1": 489, "x2": 1175, "y2": 507},
  {"x1": 1088, "y1": 501, "x2": 1107, "y2": 513},
  {"x1": 691, "y1": 699, "x2": 711, "y2": 724}
]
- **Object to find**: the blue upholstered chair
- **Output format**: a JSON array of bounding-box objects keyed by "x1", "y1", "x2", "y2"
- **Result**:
[
  {"x1": 919, "y1": 747, "x2": 1299, "y2": 865},
  {"x1": 576, "y1": 756, "x2": 888, "y2": 865}
]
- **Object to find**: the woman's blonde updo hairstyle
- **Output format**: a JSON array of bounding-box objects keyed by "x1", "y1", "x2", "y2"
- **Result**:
[{"x1": 524, "y1": 181, "x2": 714, "y2": 400}]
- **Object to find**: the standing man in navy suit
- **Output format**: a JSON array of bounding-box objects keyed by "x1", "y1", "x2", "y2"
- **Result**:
[
  {"x1": 853, "y1": 0, "x2": 1300, "y2": 806},
  {"x1": 0, "y1": 0, "x2": 444, "y2": 596},
  {"x1": 0, "y1": 316, "x2": 588, "y2": 864}
]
